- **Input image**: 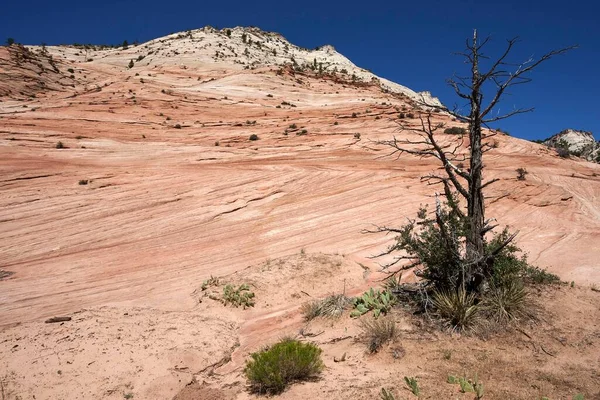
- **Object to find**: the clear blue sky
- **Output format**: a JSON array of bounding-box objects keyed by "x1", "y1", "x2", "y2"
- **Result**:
[{"x1": 2, "y1": 0, "x2": 597, "y2": 140}]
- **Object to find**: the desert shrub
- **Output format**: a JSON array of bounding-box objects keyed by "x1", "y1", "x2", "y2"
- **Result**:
[
  {"x1": 432, "y1": 287, "x2": 480, "y2": 332},
  {"x1": 523, "y1": 266, "x2": 560, "y2": 284},
  {"x1": 444, "y1": 126, "x2": 467, "y2": 135},
  {"x1": 249, "y1": 134, "x2": 259, "y2": 141},
  {"x1": 78, "y1": 179, "x2": 88, "y2": 185},
  {"x1": 556, "y1": 146, "x2": 570, "y2": 158},
  {"x1": 244, "y1": 338, "x2": 324, "y2": 394},
  {"x1": 222, "y1": 283, "x2": 255, "y2": 308},
  {"x1": 398, "y1": 113, "x2": 406, "y2": 119},
  {"x1": 6, "y1": 38, "x2": 15, "y2": 46},
  {"x1": 354, "y1": 132, "x2": 361, "y2": 139},
  {"x1": 174, "y1": 124, "x2": 181, "y2": 129},
  {"x1": 298, "y1": 129, "x2": 308, "y2": 135},
  {"x1": 302, "y1": 294, "x2": 352, "y2": 321},
  {"x1": 351, "y1": 288, "x2": 396, "y2": 318},
  {"x1": 351, "y1": 112, "x2": 357, "y2": 118},
  {"x1": 406, "y1": 113, "x2": 415, "y2": 118},
  {"x1": 289, "y1": 123, "x2": 297, "y2": 129},
  {"x1": 128, "y1": 60, "x2": 134, "y2": 68},
  {"x1": 516, "y1": 167, "x2": 528, "y2": 180},
  {"x1": 225, "y1": 29, "x2": 232, "y2": 37},
  {"x1": 67, "y1": 68, "x2": 74, "y2": 73},
  {"x1": 55, "y1": 141, "x2": 65, "y2": 149},
  {"x1": 360, "y1": 317, "x2": 397, "y2": 353},
  {"x1": 334, "y1": 121, "x2": 339, "y2": 125}
]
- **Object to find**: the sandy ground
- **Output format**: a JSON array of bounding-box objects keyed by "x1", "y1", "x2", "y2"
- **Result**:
[{"x1": 1, "y1": 30, "x2": 599, "y2": 399}]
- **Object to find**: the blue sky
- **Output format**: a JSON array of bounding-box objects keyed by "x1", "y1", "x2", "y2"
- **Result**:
[{"x1": 1, "y1": 0, "x2": 597, "y2": 140}]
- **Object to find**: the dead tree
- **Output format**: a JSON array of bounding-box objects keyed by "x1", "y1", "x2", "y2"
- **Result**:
[{"x1": 373, "y1": 30, "x2": 575, "y2": 293}]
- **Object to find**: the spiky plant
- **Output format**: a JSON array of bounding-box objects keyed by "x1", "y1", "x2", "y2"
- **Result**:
[
  {"x1": 432, "y1": 286, "x2": 479, "y2": 332},
  {"x1": 483, "y1": 281, "x2": 528, "y2": 323}
]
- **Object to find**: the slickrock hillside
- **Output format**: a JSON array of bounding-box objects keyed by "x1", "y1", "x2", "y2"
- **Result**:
[
  {"x1": 0, "y1": 27, "x2": 599, "y2": 400},
  {"x1": 544, "y1": 128, "x2": 599, "y2": 162}
]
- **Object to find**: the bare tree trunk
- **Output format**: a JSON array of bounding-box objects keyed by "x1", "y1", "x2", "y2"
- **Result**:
[{"x1": 466, "y1": 30, "x2": 486, "y2": 287}]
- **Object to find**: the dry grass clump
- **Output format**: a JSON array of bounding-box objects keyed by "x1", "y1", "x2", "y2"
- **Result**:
[
  {"x1": 359, "y1": 317, "x2": 398, "y2": 353},
  {"x1": 301, "y1": 294, "x2": 353, "y2": 321}
]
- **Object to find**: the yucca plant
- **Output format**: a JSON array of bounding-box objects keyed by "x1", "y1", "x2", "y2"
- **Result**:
[
  {"x1": 483, "y1": 280, "x2": 528, "y2": 323},
  {"x1": 432, "y1": 286, "x2": 479, "y2": 332}
]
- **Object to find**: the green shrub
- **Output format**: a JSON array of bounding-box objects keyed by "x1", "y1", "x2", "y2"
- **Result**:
[
  {"x1": 128, "y1": 60, "x2": 134, "y2": 68},
  {"x1": 524, "y1": 266, "x2": 560, "y2": 284},
  {"x1": 444, "y1": 126, "x2": 467, "y2": 135},
  {"x1": 244, "y1": 338, "x2": 324, "y2": 394},
  {"x1": 55, "y1": 141, "x2": 65, "y2": 149},
  {"x1": 360, "y1": 317, "x2": 397, "y2": 353},
  {"x1": 222, "y1": 283, "x2": 255, "y2": 308},
  {"x1": 351, "y1": 288, "x2": 396, "y2": 318},
  {"x1": 78, "y1": 179, "x2": 89, "y2": 185},
  {"x1": 516, "y1": 167, "x2": 528, "y2": 180}
]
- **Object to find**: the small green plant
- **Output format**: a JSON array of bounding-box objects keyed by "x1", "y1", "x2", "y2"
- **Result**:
[
  {"x1": 442, "y1": 349, "x2": 452, "y2": 360},
  {"x1": 298, "y1": 129, "x2": 308, "y2": 135},
  {"x1": 222, "y1": 283, "x2": 255, "y2": 308},
  {"x1": 354, "y1": 132, "x2": 361, "y2": 139},
  {"x1": 380, "y1": 388, "x2": 397, "y2": 400},
  {"x1": 448, "y1": 374, "x2": 484, "y2": 399},
  {"x1": 249, "y1": 134, "x2": 259, "y2": 141},
  {"x1": 289, "y1": 123, "x2": 297, "y2": 129},
  {"x1": 360, "y1": 317, "x2": 397, "y2": 353},
  {"x1": 351, "y1": 288, "x2": 396, "y2": 318},
  {"x1": 201, "y1": 275, "x2": 219, "y2": 291},
  {"x1": 404, "y1": 376, "x2": 420, "y2": 396},
  {"x1": 55, "y1": 141, "x2": 65, "y2": 149},
  {"x1": 78, "y1": 179, "x2": 89, "y2": 185},
  {"x1": 128, "y1": 60, "x2": 134, "y2": 69},
  {"x1": 572, "y1": 394, "x2": 585, "y2": 400},
  {"x1": 123, "y1": 393, "x2": 133, "y2": 399},
  {"x1": 244, "y1": 338, "x2": 324, "y2": 394}
]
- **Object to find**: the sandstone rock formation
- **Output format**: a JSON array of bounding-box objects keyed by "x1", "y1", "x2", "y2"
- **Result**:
[
  {"x1": 543, "y1": 129, "x2": 599, "y2": 162},
  {"x1": 0, "y1": 26, "x2": 599, "y2": 400}
]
